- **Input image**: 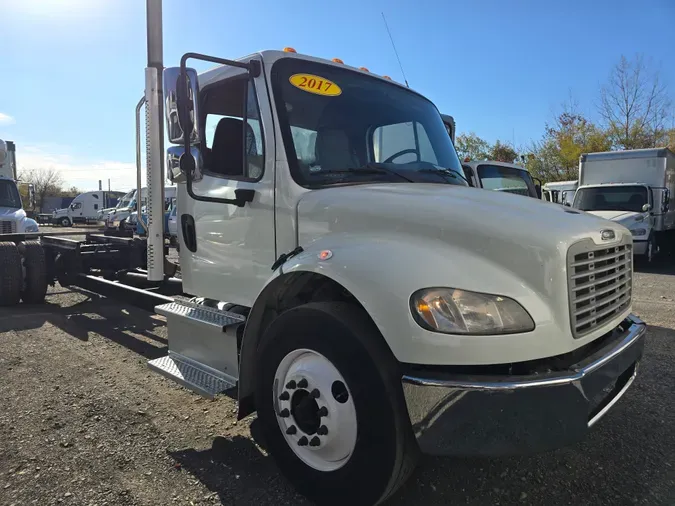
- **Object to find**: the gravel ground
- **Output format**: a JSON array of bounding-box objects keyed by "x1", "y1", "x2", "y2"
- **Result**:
[{"x1": 0, "y1": 262, "x2": 673, "y2": 506}]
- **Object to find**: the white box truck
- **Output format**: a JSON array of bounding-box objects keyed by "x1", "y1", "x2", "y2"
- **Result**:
[
  {"x1": 52, "y1": 190, "x2": 125, "y2": 226},
  {"x1": 0, "y1": 139, "x2": 39, "y2": 235},
  {"x1": 573, "y1": 148, "x2": 675, "y2": 262},
  {"x1": 0, "y1": 31, "x2": 647, "y2": 505}
]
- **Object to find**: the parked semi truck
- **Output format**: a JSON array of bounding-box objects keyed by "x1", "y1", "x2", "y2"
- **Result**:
[
  {"x1": 0, "y1": 5, "x2": 648, "y2": 504},
  {"x1": 52, "y1": 190, "x2": 125, "y2": 226},
  {"x1": 0, "y1": 139, "x2": 39, "y2": 236},
  {"x1": 543, "y1": 180, "x2": 578, "y2": 205},
  {"x1": 460, "y1": 159, "x2": 542, "y2": 198},
  {"x1": 573, "y1": 148, "x2": 675, "y2": 263}
]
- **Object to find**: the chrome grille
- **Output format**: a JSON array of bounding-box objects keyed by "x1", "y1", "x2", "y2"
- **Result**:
[
  {"x1": 568, "y1": 239, "x2": 632, "y2": 338},
  {"x1": 0, "y1": 221, "x2": 16, "y2": 234}
]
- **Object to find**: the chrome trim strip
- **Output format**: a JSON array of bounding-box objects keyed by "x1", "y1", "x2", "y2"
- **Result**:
[
  {"x1": 401, "y1": 317, "x2": 646, "y2": 391},
  {"x1": 587, "y1": 362, "x2": 639, "y2": 427}
]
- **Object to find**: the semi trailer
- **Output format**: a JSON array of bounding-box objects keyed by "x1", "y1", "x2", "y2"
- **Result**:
[{"x1": 0, "y1": 3, "x2": 647, "y2": 504}]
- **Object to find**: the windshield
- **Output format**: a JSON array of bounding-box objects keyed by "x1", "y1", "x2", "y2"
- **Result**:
[
  {"x1": 477, "y1": 164, "x2": 537, "y2": 197},
  {"x1": 271, "y1": 58, "x2": 465, "y2": 188},
  {"x1": 0, "y1": 180, "x2": 22, "y2": 209},
  {"x1": 116, "y1": 190, "x2": 135, "y2": 209},
  {"x1": 573, "y1": 186, "x2": 648, "y2": 212}
]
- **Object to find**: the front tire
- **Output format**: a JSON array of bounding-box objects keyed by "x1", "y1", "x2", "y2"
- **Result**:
[
  {"x1": 0, "y1": 242, "x2": 22, "y2": 306},
  {"x1": 647, "y1": 234, "x2": 657, "y2": 263},
  {"x1": 20, "y1": 241, "x2": 48, "y2": 304},
  {"x1": 255, "y1": 302, "x2": 418, "y2": 506},
  {"x1": 60, "y1": 217, "x2": 71, "y2": 227}
]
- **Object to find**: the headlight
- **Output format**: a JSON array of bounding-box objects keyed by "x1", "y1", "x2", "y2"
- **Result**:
[
  {"x1": 411, "y1": 288, "x2": 535, "y2": 335},
  {"x1": 631, "y1": 228, "x2": 647, "y2": 236}
]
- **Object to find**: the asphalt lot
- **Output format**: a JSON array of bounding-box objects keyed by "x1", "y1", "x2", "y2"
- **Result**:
[{"x1": 0, "y1": 259, "x2": 673, "y2": 505}]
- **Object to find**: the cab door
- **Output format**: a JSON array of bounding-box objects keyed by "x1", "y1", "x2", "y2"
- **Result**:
[{"x1": 178, "y1": 62, "x2": 276, "y2": 306}]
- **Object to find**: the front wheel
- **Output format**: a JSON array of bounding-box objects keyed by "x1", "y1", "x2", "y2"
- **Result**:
[
  {"x1": 647, "y1": 234, "x2": 657, "y2": 263},
  {"x1": 255, "y1": 302, "x2": 418, "y2": 506},
  {"x1": 60, "y1": 217, "x2": 71, "y2": 227}
]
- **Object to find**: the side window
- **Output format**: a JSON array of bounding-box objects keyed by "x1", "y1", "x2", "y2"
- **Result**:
[
  {"x1": 202, "y1": 78, "x2": 264, "y2": 180},
  {"x1": 94, "y1": 204, "x2": 98, "y2": 210},
  {"x1": 372, "y1": 121, "x2": 437, "y2": 165}
]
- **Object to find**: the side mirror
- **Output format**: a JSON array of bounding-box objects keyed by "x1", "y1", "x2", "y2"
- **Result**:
[
  {"x1": 440, "y1": 114, "x2": 456, "y2": 144},
  {"x1": 663, "y1": 189, "x2": 670, "y2": 212},
  {"x1": 642, "y1": 203, "x2": 652, "y2": 212},
  {"x1": 163, "y1": 67, "x2": 200, "y2": 145},
  {"x1": 535, "y1": 184, "x2": 542, "y2": 199},
  {"x1": 166, "y1": 145, "x2": 202, "y2": 183},
  {"x1": 0, "y1": 139, "x2": 7, "y2": 166}
]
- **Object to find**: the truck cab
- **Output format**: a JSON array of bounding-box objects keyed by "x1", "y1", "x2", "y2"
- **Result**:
[
  {"x1": 460, "y1": 160, "x2": 541, "y2": 198},
  {"x1": 542, "y1": 180, "x2": 578, "y2": 206},
  {"x1": 0, "y1": 139, "x2": 39, "y2": 235}
]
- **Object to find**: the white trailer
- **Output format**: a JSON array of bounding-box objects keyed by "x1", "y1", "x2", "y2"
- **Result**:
[
  {"x1": 573, "y1": 148, "x2": 675, "y2": 262},
  {"x1": 542, "y1": 180, "x2": 578, "y2": 205},
  {"x1": 0, "y1": 4, "x2": 647, "y2": 504}
]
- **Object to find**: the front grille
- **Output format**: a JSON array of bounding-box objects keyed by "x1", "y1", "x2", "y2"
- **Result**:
[
  {"x1": 0, "y1": 221, "x2": 16, "y2": 234},
  {"x1": 568, "y1": 239, "x2": 632, "y2": 338}
]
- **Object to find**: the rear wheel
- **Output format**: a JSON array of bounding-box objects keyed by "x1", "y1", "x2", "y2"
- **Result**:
[
  {"x1": 60, "y1": 217, "x2": 71, "y2": 227},
  {"x1": 21, "y1": 241, "x2": 48, "y2": 304},
  {"x1": 0, "y1": 242, "x2": 22, "y2": 306},
  {"x1": 255, "y1": 302, "x2": 418, "y2": 506}
]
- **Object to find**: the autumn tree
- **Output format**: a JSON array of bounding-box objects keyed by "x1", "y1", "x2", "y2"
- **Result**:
[
  {"x1": 19, "y1": 168, "x2": 64, "y2": 212},
  {"x1": 598, "y1": 54, "x2": 673, "y2": 150},
  {"x1": 489, "y1": 141, "x2": 518, "y2": 163},
  {"x1": 455, "y1": 132, "x2": 490, "y2": 161}
]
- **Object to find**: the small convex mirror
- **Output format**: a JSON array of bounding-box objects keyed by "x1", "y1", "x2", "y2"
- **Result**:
[
  {"x1": 642, "y1": 203, "x2": 652, "y2": 212},
  {"x1": 163, "y1": 67, "x2": 200, "y2": 145}
]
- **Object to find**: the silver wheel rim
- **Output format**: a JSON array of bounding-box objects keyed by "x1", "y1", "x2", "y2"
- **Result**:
[{"x1": 273, "y1": 348, "x2": 357, "y2": 472}]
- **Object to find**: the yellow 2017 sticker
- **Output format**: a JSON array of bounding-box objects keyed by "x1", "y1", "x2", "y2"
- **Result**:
[{"x1": 289, "y1": 74, "x2": 342, "y2": 96}]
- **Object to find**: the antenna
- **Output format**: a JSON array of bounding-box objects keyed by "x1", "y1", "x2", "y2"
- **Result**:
[{"x1": 382, "y1": 12, "x2": 409, "y2": 88}]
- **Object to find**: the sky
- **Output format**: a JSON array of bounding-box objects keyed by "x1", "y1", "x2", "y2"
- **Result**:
[{"x1": 1, "y1": 0, "x2": 673, "y2": 191}]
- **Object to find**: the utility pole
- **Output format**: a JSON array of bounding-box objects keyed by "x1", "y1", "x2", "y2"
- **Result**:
[{"x1": 145, "y1": 0, "x2": 165, "y2": 281}]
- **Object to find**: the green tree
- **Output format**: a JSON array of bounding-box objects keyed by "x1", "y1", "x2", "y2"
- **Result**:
[
  {"x1": 489, "y1": 141, "x2": 518, "y2": 163},
  {"x1": 455, "y1": 132, "x2": 490, "y2": 161}
]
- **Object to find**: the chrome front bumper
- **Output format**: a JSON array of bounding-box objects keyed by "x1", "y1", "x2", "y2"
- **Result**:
[{"x1": 401, "y1": 314, "x2": 646, "y2": 456}]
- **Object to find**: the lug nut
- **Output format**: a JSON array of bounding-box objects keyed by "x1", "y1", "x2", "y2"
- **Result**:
[
  {"x1": 297, "y1": 436, "x2": 308, "y2": 446},
  {"x1": 279, "y1": 408, "x2": 290, "y2": 418},
  {"x1": 309, "y1": 436, "x2": 320, "y2": 447},
  {"x1": 286, "y1": 425, "x2": 297, "y2": 435},
  {"x1": 285, "y1": 380, "x2": 297, "y2": 389},
  {"x1": 279, "y1": 391, "x2": 290, "y2": 401},
  {"x1": 297, "y1": 378, "x2": 308, "y2": 389},
  {"x1": 318, "y1": 406, "x2": 328, "y2": 417},
  {"x1": 310, "y1": 388, "x2": 320, "y2": 399},
  {"x1": 317, "y1": 425, "x2": 328, "y2": 435}
]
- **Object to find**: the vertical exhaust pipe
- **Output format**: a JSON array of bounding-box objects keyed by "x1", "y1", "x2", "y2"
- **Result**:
[{"x1": 145, "y1": 0, "x2": 165, "y2": 281}]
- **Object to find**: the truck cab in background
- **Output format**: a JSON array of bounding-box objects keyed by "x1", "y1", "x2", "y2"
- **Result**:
[
  {"x1": 53, "y1": 190, "x2": 125, "y2": 227},
  {"x1": 460, "y1": 159, "x2": 541, "y2": 198},
  {"x1": 0, "y1": 139, "x2": 39, "y2": 235},
  {"x1": 572, "y1": 148, "x2": 675, "y2": 262},
  {"x1": 542, "y1": 180, "x2": 578, "y2": 206}
]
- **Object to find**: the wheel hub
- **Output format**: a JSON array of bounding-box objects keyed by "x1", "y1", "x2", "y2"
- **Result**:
[{"x1": 273, "y1": 349, "x2": 357, "y2": 472}]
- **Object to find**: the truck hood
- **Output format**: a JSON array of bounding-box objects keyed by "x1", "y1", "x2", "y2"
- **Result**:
[
  {"x1": 585, "y1": 210, "x2": 642, "y2": 226},
  {"x1": 53, "y1": 207, "x2": 69, "y2": 217},
  {"x1": 0, "y1": 207, "x2": 26, "y2": 220},
  {"x1": 297, "y1": 184, "x2": 625, "y2": 247}
]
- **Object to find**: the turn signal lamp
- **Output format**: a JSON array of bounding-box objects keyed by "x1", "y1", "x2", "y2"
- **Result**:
[
  {"x1": 332, "y1": 58, "x2": 344, "y2": 64},
  {"x1": 283, "y1": 47, "x2": 297, "y2": 53},
  {"x1": 464, "y1": 157, "x2": 471, "y2": 162}
]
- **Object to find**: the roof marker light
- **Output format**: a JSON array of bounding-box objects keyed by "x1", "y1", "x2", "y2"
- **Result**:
[
  {"x1": 283, "y1": 47, "x2": 297, "y2": 53},
  {"x1": 332, "y1": 58, "x2": 344, "y2": 64},
  {"x1": 359, "y1": 67, "x2": 369, "y2": 72},
  {"x1": 383, "y1": 75, "x2": 392, "y2": 80}
]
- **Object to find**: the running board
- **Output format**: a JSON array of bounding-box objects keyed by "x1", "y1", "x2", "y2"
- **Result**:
[
  {"x1": 149, "y1": 300, "x2": 246, "y2": 397},
  {"x1": 148, "y1": 353, "x2": 236, "y2": 398}
]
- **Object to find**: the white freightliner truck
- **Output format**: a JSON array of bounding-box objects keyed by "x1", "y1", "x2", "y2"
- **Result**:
[
  {"x1": 52, "y1": 190, "x2": 126, "y2": 227},
  {"x1": 573, "y1": 148, "x2": 675, "y2": 263},
  {"x1": 0, "y1": 139, "x2": 39, "y2": 235},
  {"x1": 460, "y1": 159, "x2": 542, "y2": 198},
  {"x1": 0, "y1": 9, "x2": 647, "y2": 505},
  {"x1": 543, "y1": 180, "x2": 578, "y2": 206}
]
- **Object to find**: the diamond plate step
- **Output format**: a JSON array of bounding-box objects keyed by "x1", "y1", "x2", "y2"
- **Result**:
[
  {"x1": 155, "y1": 301, "x2": 246, "y2": 331},
  {"x1": 148, "y1": 353, "x2": 236, "y2": 398}
]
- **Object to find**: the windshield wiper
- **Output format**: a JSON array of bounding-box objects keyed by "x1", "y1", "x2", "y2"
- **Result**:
[
  {"x1": 321, "y1": 163, "x2": 415, "y2": 183},
  {"x1": 418, "y1": 167, "x2": 470, "y2": 185}
]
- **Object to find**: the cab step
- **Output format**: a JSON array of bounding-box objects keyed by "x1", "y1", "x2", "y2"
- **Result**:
[
  {"x1": 149, "y1": 300, "x2": 246, "y2": 398},
  {"x1": 148, "y1": 353, "x2": 235, "y2": 398}
]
